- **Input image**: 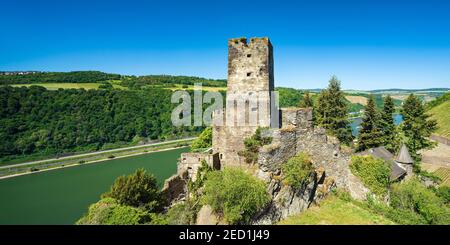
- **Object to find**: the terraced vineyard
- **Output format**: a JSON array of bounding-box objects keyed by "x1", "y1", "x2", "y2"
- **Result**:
[{"x1": 434, "y1": 167, "x2": 450, "y2": 186}]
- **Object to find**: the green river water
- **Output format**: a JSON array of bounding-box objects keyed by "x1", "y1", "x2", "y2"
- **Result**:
[{"x1": 0, "y1": 147, "x2": 189, "y2": 225}]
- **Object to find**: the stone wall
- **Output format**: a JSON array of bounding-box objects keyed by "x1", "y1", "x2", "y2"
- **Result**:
[{"x1": 161, "y1": 169, "x2": 189, "y2": 204}]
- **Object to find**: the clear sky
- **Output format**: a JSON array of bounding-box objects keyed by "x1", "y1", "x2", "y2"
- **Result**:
[{"x1": 1, "y1": 0, "x2": 449, "y2": 90}]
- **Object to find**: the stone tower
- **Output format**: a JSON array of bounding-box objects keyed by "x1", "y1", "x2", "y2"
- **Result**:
[{"x1": 212, "y1": 37, "x2": 275, "y2": 167}]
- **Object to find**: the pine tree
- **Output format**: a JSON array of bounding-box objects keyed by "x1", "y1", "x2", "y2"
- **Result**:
[
  {"x1": 380, "y1": 95, "x2": 396, "y2": 152},
  {"x1": 357, "y1": 95, "x2": 383, "y2": 151},
  {"x1": 315, "y1": 76, "x2": 353, "y2": 144},
  {"x1": 299, "y1": 91, "x2": 314, "y2": 108},
  {"x1": 401, "y1": 94, "x2": 437, "y2": 169}
]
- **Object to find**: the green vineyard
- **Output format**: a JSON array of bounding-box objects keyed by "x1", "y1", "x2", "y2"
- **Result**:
[{"x1": 434, "y1": 168, "x2": 450, "y2": 186}]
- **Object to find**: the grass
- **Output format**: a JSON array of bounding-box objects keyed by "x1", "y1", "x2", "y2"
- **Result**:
[
  {"x1": 429, "y1": 100, "x2": 450, "y2": 137},
  {"x1": 278, "y1": 195, "x2": 394, "y2": 225},
  {"x1": 11, "y1": 83, "x2": 127, "y2": 90}
]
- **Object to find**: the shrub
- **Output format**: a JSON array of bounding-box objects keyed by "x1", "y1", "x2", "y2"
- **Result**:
[
  {"x1": 188, "y1": 160, "x2": 212, "y2": 193},
  {"x1": 390, "y1": 178, "x2": 450, "y2": 224},
  {"x1": 281, "y1": 152, "x2": 314, "y2": 188},
  {"x1": 191, "y1": 127, "x2": 212, "y2": 151},
  {"x1": 76, "y1": 198, "x2": 152, "y2": 225},
  {"x1": 350, "y1": 155, "x2": 390, "y2": 196},
  {"x1": 202, "y1": 168, "x2": 270, "y2": 224},
  {"x1": 434, "y1": 186, "x2": 450, "y2": 204},
  {"x1": 98, "y1": 83, "x2": 113, "y2": 89},
  {"x1": 102, "y1": 169, "x2": 163, "y2": 212},
  {"x1": 164, "y1": 202, "x2": 198, "y2": 225},
  {"x1": 238, "y1": 127, "x2": 272, "y2": 164},
  {"x1": 365, "y1": 194, "x2": 426, "y2": 224}
]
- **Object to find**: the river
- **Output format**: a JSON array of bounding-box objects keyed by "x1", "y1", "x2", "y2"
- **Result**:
[
  {"x1": 0, "y1": 147, "x2": 189, "y2": 225},
  {"x1": 350, "y1": 114, "x2": 403, "y2": 136}
]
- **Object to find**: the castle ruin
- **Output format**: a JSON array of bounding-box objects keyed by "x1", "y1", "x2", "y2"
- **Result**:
[{"x1": 163, "y1": 37, "x2": 373, "y2": 224}]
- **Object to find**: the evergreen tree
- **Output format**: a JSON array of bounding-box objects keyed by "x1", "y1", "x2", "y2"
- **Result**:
[
  {"x1": 299, "y1": 91, "x2": 314, "y2": 108},
  {"x1": 380, "y1": 95, "x2": 396, "y2": 152},
  {"x1": 315, "y1": 76, "x2": 353, "y2": 144},
  {"x1": 357, "y1": 95, "x2": 383, "y2": 151},
  {"x1": 401, "y1": 94, "x2": 437, "y2": 169}
]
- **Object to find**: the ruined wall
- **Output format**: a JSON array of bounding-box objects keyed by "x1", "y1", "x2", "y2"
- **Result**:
[
  {"x1": 162, "y1": 169, "x2": 189, "y2": 204},
  {"x1": 256, "y1": 108, "x2": 369, "y2": 201},
  {"x1": 179, "y1": 152, "x2": 218, "y2": 181}
]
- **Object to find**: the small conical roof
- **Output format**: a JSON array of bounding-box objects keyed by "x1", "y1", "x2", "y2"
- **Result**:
[{"x1": 396, "y1": 144, "x2": 414, "y2": 164}]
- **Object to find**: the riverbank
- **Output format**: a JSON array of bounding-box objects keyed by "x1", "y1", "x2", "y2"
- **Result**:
[
  {"x1": 0, "y1": 146, "x2": 188, "y2": 180},
  {"x1": 0, "y1": 138, "x2": 195, "y2": 179}
]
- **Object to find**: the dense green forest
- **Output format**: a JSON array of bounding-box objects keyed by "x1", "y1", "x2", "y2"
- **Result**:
[
  {"x1": 120, "y1": 75, "x2": 227, "y2": 89},
  {"x1": 0, "y1": 86, "x2": 202, "y2": 162},
  {"x1": 0, "y1": 71, "x2": 121, "y2": 84}
]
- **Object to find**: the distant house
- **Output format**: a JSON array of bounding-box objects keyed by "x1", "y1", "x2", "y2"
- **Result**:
[{"x1": 357, "y1": 144, "x2": 414, "y2": 182}]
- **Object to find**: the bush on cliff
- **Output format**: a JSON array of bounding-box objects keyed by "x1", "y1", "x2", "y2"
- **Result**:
[
  {"x1": 101, "y1": 169, "x2": 163, "y2": 212},
  {"x1": 202, "y1": 167, "x2": 270, "y2": 224},
  {"x1": 164, "y1": 202, "x2": 198, "y2": 225},
  {"x1": 350, "y1": 155, "x2": 390, "y2": 196},
  {"x1": 76, "y1": 197, "x2": 153, "y2": 225},
  {"x1": 282, "y1": 152, "x2": 315, "y2": 188}
]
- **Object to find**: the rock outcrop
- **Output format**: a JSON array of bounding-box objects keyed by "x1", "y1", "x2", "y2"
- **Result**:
[{"x1": 251, "y1": 168, "x2": 335, "y2": 224}]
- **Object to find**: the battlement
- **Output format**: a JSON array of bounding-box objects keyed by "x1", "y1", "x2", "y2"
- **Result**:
[{"x1": 228, "y1": 37, "x2": 272, "y2": 47}]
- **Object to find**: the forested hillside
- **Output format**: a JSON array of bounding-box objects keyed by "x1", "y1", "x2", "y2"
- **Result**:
[
  {"x1": 0, "y1": 86, "x2": 202, "y2": 162},
  {"x1": 0, "y1": 71, "x2": 227, "y2": 89},
  {"x1": 0, "y1": 71, "x2": 121, "y2": 84}
]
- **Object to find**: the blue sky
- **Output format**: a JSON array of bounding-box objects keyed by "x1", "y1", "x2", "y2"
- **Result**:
[{"x1": 1, "y1": 0, "x2": 449, "y2": 90}]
